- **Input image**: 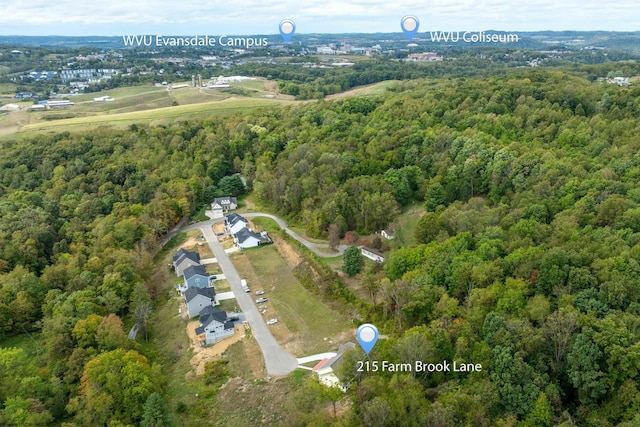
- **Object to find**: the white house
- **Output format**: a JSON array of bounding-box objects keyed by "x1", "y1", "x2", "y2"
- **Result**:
[
  {"x1": 233, "y1": 228, "x2": 271, "y2": 249},
  {"x1": 211, "y1": 197, "x2": 238, "y2": 219},
  {"x1": 361, "y1": 246, "x2": 384, "y2": 263},
  {"x1": 184, "y1": 287, "x2": 216, "y2": 318},
  {"x1": 313, "y1": 342, "x2": 356, "y2": 390},
  {"x1": 225, "y1": 213, "x2": 249, "y2": 234},
  {"x1": 195, "y1": 306, "x2": 236, "y2": 346},
  {"x1": 173, "y1": 249, "x2": 201, "y2": 277},
  {"x1": 381, "y1": 229, "x2": 395, "y2": 240}
]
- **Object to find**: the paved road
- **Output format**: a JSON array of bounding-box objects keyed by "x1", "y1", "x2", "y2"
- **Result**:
[
  {"x1": 199, "y1": 224, "x2": 298, "y2": 376},
  {"x1": 243, "y1": 212, "x2": 347, "y2": 257}
]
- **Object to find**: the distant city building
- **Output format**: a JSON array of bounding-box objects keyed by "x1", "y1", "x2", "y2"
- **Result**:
[{"x1": 407, "y1": 52, "x2": 443, "y2": 62}]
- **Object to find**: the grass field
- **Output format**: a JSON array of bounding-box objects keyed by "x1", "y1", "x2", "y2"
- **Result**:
[
  {"x1": 15, "y1": 97, "x2": 291, "y2": 134},
  {"x1": 231, "y1": 245, "x2": 352, "y2": 356},
  {"x1": 325, "y1": 80, "x2": 401, "y2": 99},
  {"x1": 0, "y1": 77, "x2": 398, "y2": 138},
  {"x1": 250, "y1": 217, "x2": 280, "y2": 233},
  {"x1": 389, "y1": 202, "x2": 425, "y2": 249}
]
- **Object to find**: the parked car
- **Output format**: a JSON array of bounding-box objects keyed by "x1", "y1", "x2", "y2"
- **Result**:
[
  {"x1": 255, "y1": 290, "x2": 265, "y2": 295},
  {"x1": 266, "y1": 318, "x2": 278, "y2": 325},
  {"x1": 256, "y1": 297, "x2": 268, "y2": 303}
]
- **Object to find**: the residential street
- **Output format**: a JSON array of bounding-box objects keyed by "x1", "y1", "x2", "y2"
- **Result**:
[
  {"x1": 199, "y1": 223, "x2": 299, "y2": 376},
  {"x1": 178, "y1": 212, "x2": 344, "y2": 376},
  {"x1": 243, "y1": 212, "x2": 348, "y2": 256}
]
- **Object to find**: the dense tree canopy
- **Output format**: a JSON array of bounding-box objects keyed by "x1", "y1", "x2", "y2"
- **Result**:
[{"x1": 1, "y1": 65, "x2": 640, "y2": 425}]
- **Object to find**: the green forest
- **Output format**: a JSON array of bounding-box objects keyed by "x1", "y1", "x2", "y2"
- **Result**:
[{"x1": 1, "y1": 64, "x2": 640, "y2": 426}]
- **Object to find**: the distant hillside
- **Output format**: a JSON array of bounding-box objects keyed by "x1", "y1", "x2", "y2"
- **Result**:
[{"x1": 1, "y1": 31, "x2": 640, "y2": 52}]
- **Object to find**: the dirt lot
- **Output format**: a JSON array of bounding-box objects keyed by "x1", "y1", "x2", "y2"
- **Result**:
[
  {"x1": 180, "y1": 235, "x2": 214, "y2": 258},
  {"x1": 186, "y1": 321, "x2": 246, "y2": 376},
  {"x1": 272, "y1": 235, "x2": 303, "y2": 270}
]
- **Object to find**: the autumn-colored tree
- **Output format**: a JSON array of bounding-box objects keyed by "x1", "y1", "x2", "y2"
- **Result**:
[{"x1": 67, "y1": 349, "x2": 159, "y2": 426}]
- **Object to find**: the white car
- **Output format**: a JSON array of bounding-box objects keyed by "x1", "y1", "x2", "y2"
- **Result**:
[
  {"x1": 256, "y1": 297, "x2": 268, "y2": 303},
  {"x1": 266, "y1": 318, "x2": 278, "y2": 325},
  {"x1": 255, "y1": 290, "x2": 265, "y2": 295}
]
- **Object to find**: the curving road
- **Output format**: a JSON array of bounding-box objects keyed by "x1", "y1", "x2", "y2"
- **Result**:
[{"x1": 243, "y1": 212, "x2": 347, "y2": 257}]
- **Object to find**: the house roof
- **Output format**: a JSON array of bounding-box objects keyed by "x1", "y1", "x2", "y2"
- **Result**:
[
  {"x1": 174, "y1": 249, "x2": 200, "y2": 265},
  {"x1": 199, "y1": 306, "x2": 228, "y2": 327},
  {"x1": 234, "y1": 228, "x2": 270, "y2": 244},
  {"x1": 214, "y1": 196, "x2": 237, "y2": 206},
  {"x1": 183, "y1": 264, "x2": 210, "y2": 280},
  {"x1": 226, "y1": 213, "x2": 248, "y2": 227},
  {"x1": 312, "y1": 358, "x2": 331, "y2": 372},
  {"x1": 325, "y1": 342, "x2": 356, "y2": 370},
  {"x1": 361, "y1": 246, "x2": 384, "y2": 258},
  {"x1": 173, "y1": 248, "x2": 189, "y2": 262},
  {"x1": 184, "y1": 286, "x2": 216, "y2": 303}
]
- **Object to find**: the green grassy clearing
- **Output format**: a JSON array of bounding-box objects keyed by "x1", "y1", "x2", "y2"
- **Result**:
[
  {"x1": 16, "y1": 97, "x2": 289, "y2": 134},
  {"x1": 213, "y1": 279, "x2": 230, "y2": 293},
  {"x1": 232, "y1": 246, "x2": 351, "y2": 355},
  {"x1": 389, "y1": 202, "x2": 425, "y2": 249},
  {"x1": 250, "y1": 217, "x2": 280, "y2": 233},
  {"x1": 325, "y1": 80, "x2": 402, "y2": 99}
]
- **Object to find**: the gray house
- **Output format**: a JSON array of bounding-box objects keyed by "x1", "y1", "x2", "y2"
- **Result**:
[
  {"x1": 183, "y1": 265, "x2": 211, "y2": 290},
  {"x1": 233, "y1": 228, "x2": 271, "y2": 249},
  {"x1": 211, "y1": 197, "x2": 238, "y2": 219},
  {"x1": 195, "y1": 306, "x2": 236, "y2": 346},
  {"x1": 184, "y1": 287, "x2": 216, "y2": 318},
  {"x1": 173, "y1": 249, "x2": 201, "y2": 277}
]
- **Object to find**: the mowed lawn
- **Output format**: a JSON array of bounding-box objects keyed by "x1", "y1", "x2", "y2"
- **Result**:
[{"x1": 231, "y1": 246, "x2": 352, "y2": 355}]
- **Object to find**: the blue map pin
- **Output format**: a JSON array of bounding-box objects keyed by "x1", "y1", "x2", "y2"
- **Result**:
[
  {"x1": 356, "y1": 323, "x2": 379, "y2": 355},
  {"x1": 279, "y1": 19, "x2": 296, "y2": 42},
  {"x1": 401, "y1": 15, "x2": 420, "y2": 41}
]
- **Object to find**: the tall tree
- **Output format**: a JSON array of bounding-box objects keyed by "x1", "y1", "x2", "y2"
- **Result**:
[
  {"x1": 134, "y1": 301, "x2": 152, "y2": 342},
  {"x1": 328, "y1": 223, "x2": 340, "y2": 250},
  {"x1": 342, "y1": 246, "x2": 363, "y2": 277},
  {"x1": 141, "y1": 392, "x2": 171, "y2": 427}
]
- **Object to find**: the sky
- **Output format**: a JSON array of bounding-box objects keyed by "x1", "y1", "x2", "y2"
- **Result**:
[{"x1": 0, "y1": 0, "x2": 638, "y2": 36}]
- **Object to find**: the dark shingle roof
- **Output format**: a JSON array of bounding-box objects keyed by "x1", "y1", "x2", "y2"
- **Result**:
[
  {"x1": 184, "y1": 286, "x2": 216, "y2": 303},
  {"x1": 174, "y1": 249, "x2": 200, "y2": 265},
  {"x1": 183, "y1": 264, "x2": 210, "y2": 280},
  {"x1": 214, "y1": 197, "x2": 237, "y2": 206},
  {"x1": 173, "y1": 248, "x2": 189, "y2": 262},
  {"x1": 325, "y1": 342, "x2": 357, "y2": 370},
  {"x1": 199, "y1": 306, "x2": 228, "y2": 327},
  {"x1": 226, "y1": 213, "x2": 248, "y2": 227},
  {"x1": 234, "y1": 228, "x2": 270, "y2": 244}
]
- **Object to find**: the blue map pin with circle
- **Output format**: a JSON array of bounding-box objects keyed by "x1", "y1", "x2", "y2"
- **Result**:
[
  {"x1": 356, "y1": 323, "x2": 379, "y2": 355},
  {"x1": 401, "y1": 15, "x2": 420, "y2": 41},
  {"x1": 279, "y1": 19, "x2": 296, "y2": 42}
]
